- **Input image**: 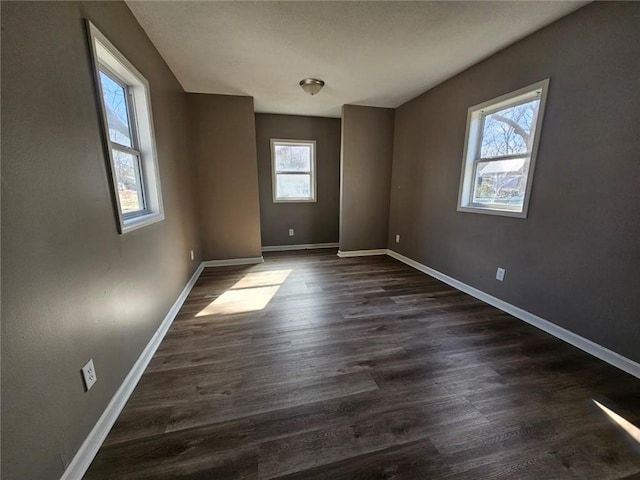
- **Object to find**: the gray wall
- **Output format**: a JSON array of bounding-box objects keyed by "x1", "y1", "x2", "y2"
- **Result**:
[
  {"x1": 1, "y1": 2, "x2": 203, "y2": 479},
  {"x1": 188, "y1": 94, "x2": 262, "y2": 260},
  {"x1": 340, "y1": 105, "x2": 395, "y2": 251},
  {"x1": 255, "y1": 113, "x2": 341, "y2": 246},
  {"x1": 388, "y1": 2, "x2": 640, "y2": 363}
]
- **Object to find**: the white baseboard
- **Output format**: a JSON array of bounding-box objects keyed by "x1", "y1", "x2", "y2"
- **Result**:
[
  {"x1": 387, "y1": 249, "x2": 640, "y2": 380},
  {"x1": 262, "y1": 243, "x2": 339, "y2": 252},
  {"x1": 60, "y1": 263, "x2": 205, "y2": 480},
  {"x1": 337, "y1": 249, "x2": 388, "y2": 258},
  {"x1": 62, "y1": 246, "x2": 639, "y2": 480},
  {"x1": 202, "y1": 256, "x2": 264, "y2": 267}
]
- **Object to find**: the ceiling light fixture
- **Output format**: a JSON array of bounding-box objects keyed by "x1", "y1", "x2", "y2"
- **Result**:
[{"x1": 299, "y1": 78, "x2": 325, "y2": 96}]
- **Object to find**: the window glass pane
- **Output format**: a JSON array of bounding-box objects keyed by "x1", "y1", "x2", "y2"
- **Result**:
[
  {"x1": 481, "y1": 99, "x2": 539, "y2": 158},
  {"x1": 99, "y1": 70, "x2": 133, "y2": 148},
  {"x1": 472, "y1": 157, "x2": 529, "y2": 211},
  {"x1": 274, "y1": 145, "x2": 311, "y2": 172},
  {"x1": 276, "y1": 174, "x2": 311, "y2": 199},
  {"x1": 112, "y1": 149, "x2": 143, "y2": 213}
]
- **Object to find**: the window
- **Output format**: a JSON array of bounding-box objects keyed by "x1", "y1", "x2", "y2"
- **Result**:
[
  {"x1": 271, "y1": 139, "x2": 316, "y2": 202},
  {"x1": 87, "y1": 21, "x2": 164, "y2": 233},
  {"x1": 457, "y1": 79, "x2": 549, "y2": 218}
]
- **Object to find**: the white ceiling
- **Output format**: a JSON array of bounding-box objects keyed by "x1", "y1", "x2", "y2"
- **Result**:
[{"x1": 126, "y1": 1, "x2": 587, "y2": 118}]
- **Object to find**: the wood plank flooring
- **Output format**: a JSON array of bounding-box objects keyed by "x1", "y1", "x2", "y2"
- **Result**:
[{"x1": 84, "y1": 250, "x2": 640, "y2": 479}]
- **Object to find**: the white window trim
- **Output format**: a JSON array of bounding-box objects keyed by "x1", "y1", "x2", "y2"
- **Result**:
[
  {"x1": 271, "y1": 139, "x2": 317, "y2": 203},
  {"x1": 86, "y1": 20, "x2": 164, "y2": 234},
  {"x1": 457, "y1": 78, "x2": 549, "y2": 219}
]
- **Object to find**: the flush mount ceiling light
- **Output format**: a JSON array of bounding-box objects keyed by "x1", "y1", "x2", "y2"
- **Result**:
[{"x1": 299, "y1": 78, "x2": 325, "y2": 96}]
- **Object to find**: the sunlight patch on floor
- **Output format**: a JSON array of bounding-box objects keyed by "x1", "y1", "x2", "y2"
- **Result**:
[
  {"x1": 594, "y1": 399, "x2": 640, "y2": 444},
  {"x1": 232, "y1": 270, "x2": 292, "y2": 289},
  {"x1": 196, "y1": 269, "x2": 292, "y2": 316}
]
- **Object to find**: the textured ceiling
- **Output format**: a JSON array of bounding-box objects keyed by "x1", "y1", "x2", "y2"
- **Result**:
[{"x1": 126, "y1": 1, "x2": 587, "y2": 118}]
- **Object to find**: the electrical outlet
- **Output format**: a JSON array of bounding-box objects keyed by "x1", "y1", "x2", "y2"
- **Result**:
[
  {"x1": 190, "y1": 249, "x2": 194, "y2": 261},
  {"x1": 395, "y1": 234, "x2": 400, "y2": 243},
  {"x1": 496, "y1": 267, "x2": 506, "y2": 282},
  {"x1": 81, "y1": 359, "x2": 97, "y2": 392},
  {"x1": 288, "y1": 228, "x2": 294, "y2": 237}
]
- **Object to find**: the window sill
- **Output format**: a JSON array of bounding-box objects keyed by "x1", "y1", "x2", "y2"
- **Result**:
[
  {"x1": 273, "y1": 199, "x2": 317, "y2": 204},
  {"x1": 121, "y1": 211, "x2": 165, "y2": 234},
  {"x1": 457, "y1": 205, "x2": 527, "y2": 219}
]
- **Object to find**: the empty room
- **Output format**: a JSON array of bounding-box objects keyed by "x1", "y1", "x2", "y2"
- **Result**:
[{"x1": 2, "y1": 1, "x2": 640, "y2": 479}]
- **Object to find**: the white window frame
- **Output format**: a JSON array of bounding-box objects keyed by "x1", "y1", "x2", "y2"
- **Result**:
[
  {"x1": 271, "y1": 139, "x2": 317, "y2": 203},
  {"x1": 457, "y1": 79, "x2": 549, "y2": 218},
  {"x1": 87, "y1": 21, "x2": 164, "y2": 233}
]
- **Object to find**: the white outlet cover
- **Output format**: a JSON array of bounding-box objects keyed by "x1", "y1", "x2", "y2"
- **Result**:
[
  {"x1": 496, "y1": 268, "x2": 506, "y2": 281},
  {"x1": 395, "y1": 234, "x2": 400, "y2": 243},
  {"x1": 289, "y1": 229, "x2": 294, "y2": 236},
  {"x1": 190, "y1": 250, "x2": 195, "y2": 261},
  {"x1": 82, "y1": 359, "x2": 97, "y2": 392}
]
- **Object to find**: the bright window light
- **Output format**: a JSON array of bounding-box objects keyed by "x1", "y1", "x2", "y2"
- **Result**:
[
  {"x1": 87, "y1": 21, "x2": 164, "y2": 233},
  {"x1": 271, "y1": 139, "x2": 316, "y2": 202},
  {"x1": 457, "y1": 79, "x2": 549, "y2": 218}
]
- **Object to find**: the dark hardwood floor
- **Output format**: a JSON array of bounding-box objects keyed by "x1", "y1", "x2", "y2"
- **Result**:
[{"x1": 84, "y1": 250, "x2": 640, "y2": 479}]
